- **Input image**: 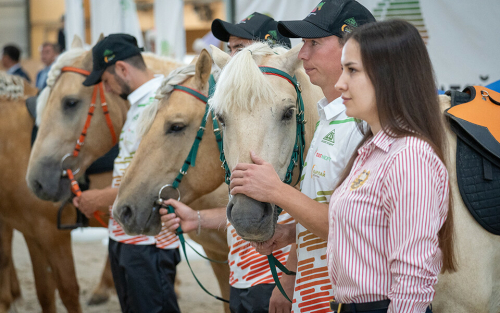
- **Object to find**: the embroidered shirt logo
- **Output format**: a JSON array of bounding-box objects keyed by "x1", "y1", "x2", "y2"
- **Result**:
[
  {"x1": 311, "y1": 164, "x2": 326, "y2": 178},
  {"x1": 103, "y1": 49, "x2": 115, "y2": 63},
  {"x1": 350, "y1": 170, "x2": 370, "y2": 190},
  {"x1": 321, "y1": 129, "x2": 335, "y2": 146},
  {"x1": 315, "y1": 151, "x2": 331, "y2": 162}
]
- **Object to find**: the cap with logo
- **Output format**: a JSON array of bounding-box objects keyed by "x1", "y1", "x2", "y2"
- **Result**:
[
  {"x1": 278, "y1": 0, "x2": 375, "y2": 39},
  {"x1": 83, "y1": 33, "x2": 144, "y2": 86},
  {"x1": 211, "y1": 12, "x2": 292, "y2": 48}
]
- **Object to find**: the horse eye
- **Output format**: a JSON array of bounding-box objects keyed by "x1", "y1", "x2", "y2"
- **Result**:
[
  {"x1": 282, "y1": 108, "x2": 295, "y2": 121},
  {"x1": 167, "y1": 123, "x2": 186, "y2": 134},
  {"x1": 64, "y1": 98, "x2": 80, "y2": 108},
  {"x1": 216, "y1": 115, "x2": 225, "y2": 127}
]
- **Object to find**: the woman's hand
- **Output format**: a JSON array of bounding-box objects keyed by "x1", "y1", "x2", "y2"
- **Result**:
[
  {"x1": 250, "y1": 223, "x2": 296, "y2": 255},
  {"x1": 229, "y1": 151, "x2": 283, "y2": 204},
  {"x1": 159, "y1": 199, "x2": 198, "y2": 233}
]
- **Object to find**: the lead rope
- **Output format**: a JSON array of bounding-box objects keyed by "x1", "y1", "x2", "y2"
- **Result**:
[
  {"x1": 59, "y1": 66, "x2": 118, "y2": 228},
  {"x1": 216, "y1": 67, "x2": 306, "y2": 303},
  {"x1": 156, "y1": 82, "x2": 229, "y2": 303}
]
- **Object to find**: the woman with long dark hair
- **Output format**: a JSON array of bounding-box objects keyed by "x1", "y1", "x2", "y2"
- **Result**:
[{"x1": 328, "y1": 19, "x2": 455, "y2": 313}]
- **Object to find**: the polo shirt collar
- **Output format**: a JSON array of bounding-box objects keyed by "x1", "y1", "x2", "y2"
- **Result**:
[
  {"x1": 317, "y1": 97, "x2": 345, "y2": 120},
  {"x1": 127, "y1": 74, "x2": 163, "y2": 106}
]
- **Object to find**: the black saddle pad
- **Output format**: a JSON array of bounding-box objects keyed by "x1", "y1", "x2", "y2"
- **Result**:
[{"x1": 446, "y1": 89, "x2": 500, "y2": 235}]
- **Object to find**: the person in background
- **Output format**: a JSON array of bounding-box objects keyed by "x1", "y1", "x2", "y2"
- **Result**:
[
  {"x1": 36, "y1": 43, "x2": 60, "y2": 90},
  {"x1": 2, "y1": 44, "x2": 31, "y2": 82}
]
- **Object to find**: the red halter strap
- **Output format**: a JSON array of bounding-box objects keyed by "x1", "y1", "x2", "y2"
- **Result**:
[
  {"x1": 60, "y1": 66, "x2": 118, "y2": 156},
  {"x1": 59, "y1": 66, "x2": 115, "y2": 228}
]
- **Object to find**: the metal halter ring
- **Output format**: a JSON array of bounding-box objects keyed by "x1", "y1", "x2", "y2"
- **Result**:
[
  {"x1": 60, "y1": 153, "x2": 81, "y2": 176},
  {"x1": 156, "y1": 184, "x2": 181, "y2": 206}
]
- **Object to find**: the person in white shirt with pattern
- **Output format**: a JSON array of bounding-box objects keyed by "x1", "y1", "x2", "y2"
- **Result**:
[
  {"x1": 228, "y1": 1, "x2": 376, "y2": 312},
  {"x1": 74, "y1": 33, "x2": 181, "y2": 313}
]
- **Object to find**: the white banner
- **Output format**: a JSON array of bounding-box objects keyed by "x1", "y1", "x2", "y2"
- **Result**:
[
  {"x1": 235, "y1": 0, "x2": 500, "y2": 90},
  {"x1": 65, "y1": 0, "x2": 85, "y2": 46},
  {"x1": 154, "y1": 0, "x2": 186, "y2": 61},
  {"x1": 90, "y1": 0, "x2": 144, "y2": 47}
]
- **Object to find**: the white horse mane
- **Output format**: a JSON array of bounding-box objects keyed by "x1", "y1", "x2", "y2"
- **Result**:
[
  {"x1": 0, "y1": 71, "x2": 25, "y2": 100},
  {"x1": 36, "y1": 47, "x2": 87, "y2": 126},
  {"x1": 208, "y1": 42, "x2": 288, "y2": 115}
]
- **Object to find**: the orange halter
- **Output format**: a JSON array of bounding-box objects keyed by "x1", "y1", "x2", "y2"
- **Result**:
[{"x1": 60, "y1": 66, "x2": 118, "y2": 227}]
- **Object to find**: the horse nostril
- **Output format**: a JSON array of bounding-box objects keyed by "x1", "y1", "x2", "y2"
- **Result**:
[
  {"x1": 226, "y1": 202, "x2": 234, "y2": 220},
  {"x1": 33, "y1": 180, "x2": 43, "y2": 192},
  {"x1": 120, "y1": 206, "x2": 134, "y2": 224}
]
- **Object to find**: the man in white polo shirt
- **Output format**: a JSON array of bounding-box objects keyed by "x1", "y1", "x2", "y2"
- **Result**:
[
  {"x1": 74, "y1": 33, "x2": 181, "y2": 313},
  {"x1": 228, "y1": 1, "x2": 376, "y2": 312}
]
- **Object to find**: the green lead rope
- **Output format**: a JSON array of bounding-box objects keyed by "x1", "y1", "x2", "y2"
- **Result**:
[
  {"x1": 160, "y1": 82, "x2": 230, "y2": 303},
  {"x1": 216, "y1": 67, "x2": 306, "y2": 303}
]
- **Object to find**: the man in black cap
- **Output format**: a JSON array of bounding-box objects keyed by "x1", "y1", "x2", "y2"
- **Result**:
[
  {"x1": 74, "y1": 33, "x2": 181, "y2": 313},
  {"x1": 223, "y1": 1, "x2": 376, "y2": 312},
  {"x1": 211, "y1": 12, "x2": 291, "y2": 55}
]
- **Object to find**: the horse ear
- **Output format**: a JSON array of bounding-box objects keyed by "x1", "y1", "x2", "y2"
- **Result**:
[
  {"x1": 194, "y1": 49, "x2": 212, "y2": 87},
  {"x1": 210, "y1": 45, "x2": 231, "y2": 70},
  {"x1": 274, "y1": 43, "x2": 303, "y2": 74},
  {"x1": 97, "y1": 33, "x2": 105, "y2": 42},
  {"x1": 71, "y1": 35, "x2": 83, "y2": 49}
]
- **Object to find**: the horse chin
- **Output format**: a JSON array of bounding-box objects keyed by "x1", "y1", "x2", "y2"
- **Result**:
[
  {"x1": 112, "y1": 201, "x2": 162, "y2": 236},
  {"x1": 226, "y1": 194, "x2": 278, "y2": 242}
]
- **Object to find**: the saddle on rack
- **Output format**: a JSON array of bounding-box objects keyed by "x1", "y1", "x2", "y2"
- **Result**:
[{"x1": 445, "y1": 86, "x2": 500, "y2": 235}]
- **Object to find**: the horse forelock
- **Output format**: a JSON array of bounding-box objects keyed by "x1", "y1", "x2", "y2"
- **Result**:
[
  {"x1": 35, "y1": 47, "x2": 87, "y2": 126},
  {"x1": 0, "y1": 71, "x2": 25, "y2": 100},
  {"x1": 208, "y1": 42, "x2": 288, "y2": 115}
]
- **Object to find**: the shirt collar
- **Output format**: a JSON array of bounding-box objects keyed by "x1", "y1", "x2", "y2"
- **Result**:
[
  {"x1": 317, "y1": 97, "x2": 345, "y2": 120},
  {"x1": 127, "y1": 74, "x2": 164, "y2": 106},
  {"x1": 358, "y1": 129, "x2": 397, "y2": 155},
  {"x1": 6, "y1": 63, "x2": 21, "y2": 75}
]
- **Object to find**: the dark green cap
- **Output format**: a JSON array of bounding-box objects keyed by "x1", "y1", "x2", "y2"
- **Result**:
[{"x1": 83, "y1": 33, "x2": 143, "y2": 86}]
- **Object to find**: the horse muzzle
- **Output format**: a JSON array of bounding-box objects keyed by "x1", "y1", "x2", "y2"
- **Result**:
[
  {"x1": 112, "y1": 201, "x2": 162, "y2": 236},
  {"x1": 226, "y1": 194, "x2": 277, "y2": 242}
]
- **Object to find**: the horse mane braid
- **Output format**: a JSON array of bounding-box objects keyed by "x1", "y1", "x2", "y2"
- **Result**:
[
  {"x1": 136, "y1": 64, "x2": 196, "y2": 138},
  {"x1": 0, "y1": 71, "x2": 25, "y2": 100},
  {"x1": 209, "y1": 42, "x2": 287, "y2": 115}
]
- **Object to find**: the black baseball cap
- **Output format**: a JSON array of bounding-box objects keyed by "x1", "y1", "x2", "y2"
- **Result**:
[
  {"x1": 83, "y1": 33, "x2": 144, "y2": 86},
  {"x1": 278, "y1": 0, "x2": 375, "y2": 39},
  {"x1": 212, "y1": 12, "x2": 292, "y2": 48}
]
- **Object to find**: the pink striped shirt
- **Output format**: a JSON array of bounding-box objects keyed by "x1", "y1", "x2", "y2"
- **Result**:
[{"x1": 327, "y1": 130, "x2": 449, "y2": 313}]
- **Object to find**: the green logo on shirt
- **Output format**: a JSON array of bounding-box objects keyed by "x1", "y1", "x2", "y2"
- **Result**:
[{"x1": 321, "y1": 130, "x2": 335, "y2": 146}]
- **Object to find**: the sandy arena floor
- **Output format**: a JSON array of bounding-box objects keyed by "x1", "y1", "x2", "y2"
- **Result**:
[{"x1": 10, "y1": 230, "x2": 225, "y2": 313}]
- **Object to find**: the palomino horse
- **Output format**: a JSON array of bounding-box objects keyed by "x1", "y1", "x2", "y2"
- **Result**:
[
  {"x1": 209, "y1": 42, "x2": 322, "y2": 242},
  {"x1": 206, "y1": 45, "x2": 500, "y2": 312},
  {"x1": 23, "y1": 36, "x2": 181, "y2": 311},
  {"x1": 0, "y1": 72, "x2": 36, "y2": 312},
  {"x1": 112, "y1": 50, "x2": 231, "y2": 312},
  {"x1": 430, "y1": 95, "x2": 500, "y2": 313},
  {"x1": 0, "y1": 71, "x2": 105, "y2": 313}
]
